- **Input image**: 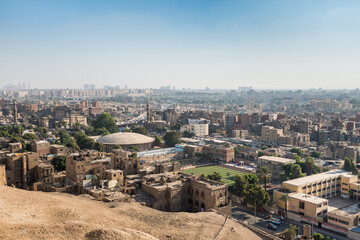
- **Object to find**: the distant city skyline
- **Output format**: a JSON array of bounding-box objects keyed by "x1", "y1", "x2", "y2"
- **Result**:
[{"x1": 1, "y1": 0, "x2": 360, "y2": 89}]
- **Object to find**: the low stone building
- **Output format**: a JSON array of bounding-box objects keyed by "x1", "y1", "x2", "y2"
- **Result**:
[
  {"x1": 32, "y1": 141, "x2": 51, "y2": 156},
  {"x1": 50, "y1": 144, "x2": 67, "y2": 155},
  {"x1": 141, "y1": 173, "x2": 230, "y2": 214}
]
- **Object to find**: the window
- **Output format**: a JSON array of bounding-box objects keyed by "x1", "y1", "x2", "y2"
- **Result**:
[{"x1": 299, "y1": 201, "x2": 305, "y2": 209}]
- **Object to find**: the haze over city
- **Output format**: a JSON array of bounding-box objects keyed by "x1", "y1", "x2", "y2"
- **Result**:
[
  {"x1": 3, "y1": 2, "x2": 360, "y2": 240},
  {"x1": 1, "y1": 0, "x2": 360, "y2": 89}
]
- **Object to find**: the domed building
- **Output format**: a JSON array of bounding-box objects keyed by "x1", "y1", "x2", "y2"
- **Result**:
[{"x1": 96, "y1": 132, "x2": 155, "y2": 152}]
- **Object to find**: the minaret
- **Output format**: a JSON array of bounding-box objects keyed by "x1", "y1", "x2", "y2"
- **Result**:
[
  {"x1": 13, "y1": 100, "x2": 18, "y2": 125},
  {"x1": 146, "y1": 100, "x2": 150, "y2": 124},
  {"x1": 68, "y1": 108, "x2": 72, "y2": 129}
]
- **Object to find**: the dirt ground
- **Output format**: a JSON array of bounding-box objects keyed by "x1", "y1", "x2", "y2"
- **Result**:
[{"x1": 0, "y1": 186, "x2": 261, "y2": 240}]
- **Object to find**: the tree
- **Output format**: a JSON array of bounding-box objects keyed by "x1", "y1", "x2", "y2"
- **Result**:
[
  {"x1": 127, "y1": 146, "x2": 139, "y2": 152},
  {"x1": 283, "y1": 224, "x2": 298, "y2": 240},
  {"x1": 279, "y1": 193, "x2": 289, "y2": 219},
  {"x1": 52, "y1": 156, "x2": 66, "y2": 172},
  {"x1": 35, "y1": 127, "x2": 48, "y2": 139},
  {"x1": 89, "y1": 127, "x2": 110, "y2": 136},
  {"x1": 164, "y1": 131, "x2": 181, "y2": 147},
  {"x1": 154, "y1": 136, "x2": 162, "y2": 146},
  {"x1": 233, "y1": 174, "x2": 247, "y2": 196},
  {"x1": 244, "y1": 173, "x2": 259, "y2": 185},
  {"x1": 131, "y1": 126, "x2": 149, "y2": 135},
  {"x1": 305, "y1": 156, "x2": 315, "y2": 176},
  {"x1": 94, "y1": 142, "x2": 105, "y2": 152},
  {"x1": 313, "y1": 233, "x2": 326, "y2": 240},
  {"x1": 58, "y1": 130, "x2": 72, "y2": 145},
  {"x1": 244, "y1": 184, "x2": 270, "y2": 220},
  {"x1": 292, "y1": 164, "x2": 304, "y2": 179},
  {"x1": 170, "y1": 123, "x2": 181, "y2": 130},
  {"x1": 23, "y1": 133, "x2": 38, "y2": 141},
  {"x1": 258, "y1": 166, "x2": 270, "y2": 191},
  {"x1": 290, "y1": 148, "x2": 302, "y2": 157},
  {"x1": 311, "y1": 151, "x2": 321, "y2": 159},
  {"x1": 74, "y1": 133, "x2": 95, "y2": 149},
  {"x1": 92, "y1": 113, "x2": 118, "y2": 133},
  {"x1": 12, "y1": 125, "x2": 24, "y2": 136},
  {"x1": 113, "y1": 145, "x2": 122, "y2": 149},
  {"x1": 207, "y1": 172, "x2": 222, "y2": 182},
  {"x1": 182, "y1": 131, "x2": 195, "y2": 138},
  {"x1": 344, "y1": 157, "x2": 359, "y2": 175},
  {"x1": 66, "y1": 138, "x2": 80, "y2": 151},
  {"x1": 257, "y1": 151, "x2": 265, "y2": 157}
]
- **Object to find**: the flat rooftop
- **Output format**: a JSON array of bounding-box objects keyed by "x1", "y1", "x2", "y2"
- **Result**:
[
  {"x1": 258, "y1": 156, "x2": 295, "y2": 164},
  {"x1": 289, "y1": 193, "x2": 328, "y2": 205},
  {"x1": 329, "y1": 203, "x2": 360, "y2": 218},
  {"x1": 283, "y1": 169, "x2": 351, "y2": 187}
]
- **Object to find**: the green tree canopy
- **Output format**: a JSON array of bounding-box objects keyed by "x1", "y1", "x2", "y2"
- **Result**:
[
  {"x1": 94, "y1": 142, "x2": 105, "y2": 152},
  {"x1": 23, "y1": 133, "x2": 38, "y2": 141},
  {"x1": 92, "y1": 113, "x2": 118, "y2": 133},
  {"x1": 154, "y1": 136, "x2": 162, "y2": 146},
  {"x1": 290, "y1": 148, "x2": 302, "y2": 156},
  {"x1": 164, "y1": 131, "x2": 181, "y2": 147},
  {"x1": 131, "y1": 126, "x2": 149, "y2": 135},
  {"x1": 283, "y1": 224, "x2": 299, "y2": 240},
  {"x1": 182, "y1": 131, "x2": 195, "y2": 138},
  {"x1": 310, "y1": 151, "x2": 321, "y2": 159},
  {"x1": 66, "y1": 138, "x2": 80, "y2": 151},
  {"x1": 52, "y1": 156, "x2": 66, "y2": 172},
  {"x1": 257, "y1": 151, "x2": 265, "y2": 157},
  {"x1": 207, "y1": 172, "x2": 222, "y2": 182},
  {"x1": 244, "y1": 184, "x2": 270, "y2": 208},
  {"x1": 344, "y1": 157, "x2": 358, "y2": 175}
]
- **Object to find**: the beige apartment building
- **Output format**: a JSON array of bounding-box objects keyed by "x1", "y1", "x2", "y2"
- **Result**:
[
  {"x1": 261, "y1": 126, "x2": 283, "y2": 143},
  {"x1": 180, "y1": 123, "x2": 209, "y2": 137}
]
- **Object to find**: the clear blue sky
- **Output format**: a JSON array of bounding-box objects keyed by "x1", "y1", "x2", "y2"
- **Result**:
[{"x1": 1, "y1": 0, "x2": 360, "y2": 89}]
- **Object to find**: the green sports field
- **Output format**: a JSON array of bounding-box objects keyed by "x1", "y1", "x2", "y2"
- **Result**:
[{"x1": 182, "y1": 166, "x2": 244, "y2": 186}]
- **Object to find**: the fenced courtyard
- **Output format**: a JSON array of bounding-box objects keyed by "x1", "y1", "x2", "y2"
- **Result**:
[{"x1": 182, "y1": 165, "x2": 245, "y2": 186}]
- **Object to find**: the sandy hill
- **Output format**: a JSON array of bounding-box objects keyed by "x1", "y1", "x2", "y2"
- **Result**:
[{"x1": 0, "y1": 186, "x2": 261, "y2": 240}]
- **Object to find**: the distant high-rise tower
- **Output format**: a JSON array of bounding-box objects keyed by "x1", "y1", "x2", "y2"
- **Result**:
[{"x1": 13, "y1": 100, "x2": 18, "y2": 124}]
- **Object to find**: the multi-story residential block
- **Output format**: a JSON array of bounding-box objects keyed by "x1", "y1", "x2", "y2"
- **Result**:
[
  {"x1": 261, "y1": 126, "x2": 283, "y2": 143},
  {"x1": 180, "y1": 123, "x2": 209, "y2": 137},
  {"x1": 66, "y1": 153, "x2": 92, "y2": 183},
  {"x1": 202, "y1": 145, "x2": 235, "y2": 163}
]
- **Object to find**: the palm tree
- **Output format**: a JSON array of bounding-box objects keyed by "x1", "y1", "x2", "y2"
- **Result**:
[
  {"x1": 279, "y1": 193, "x2": 289, "y2": 219},
  {"x1": 259, "y1": 166, "x2": 270, "y2": 191}
]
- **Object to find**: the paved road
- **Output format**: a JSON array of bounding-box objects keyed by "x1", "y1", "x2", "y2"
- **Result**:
[{"x1": 231, "y1": 206, "x2": 348, "y2": 240}]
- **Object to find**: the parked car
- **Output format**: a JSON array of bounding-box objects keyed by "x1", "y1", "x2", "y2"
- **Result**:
[
  {"x1": 257, "y1": 208, "x2": 266, "y2": 212},
  {"x1": 266, "y1": 223, "x2": 278, "y2": 230}
]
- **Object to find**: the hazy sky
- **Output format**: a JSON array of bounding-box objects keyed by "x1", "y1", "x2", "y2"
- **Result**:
[{"x1": 1, "y1": 0, "x2": 360, "y2": 90}]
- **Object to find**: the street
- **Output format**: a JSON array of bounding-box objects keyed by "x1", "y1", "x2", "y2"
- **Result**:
[{"x1": 231, "y1": 206, "x2": 349, "y2": 240}]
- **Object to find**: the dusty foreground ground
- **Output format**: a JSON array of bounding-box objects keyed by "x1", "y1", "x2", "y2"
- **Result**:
[{"x1": 0, "y1": 186, "x2": 261, "y2": 240}]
